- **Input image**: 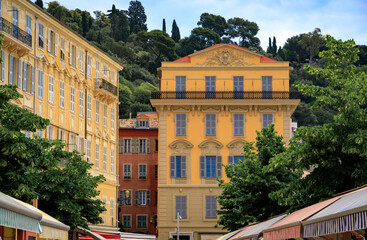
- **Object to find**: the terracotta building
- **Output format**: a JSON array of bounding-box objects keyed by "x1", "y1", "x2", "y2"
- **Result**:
[{"x1": 118, "y1": 112, "x2": 159, "y2": 235}]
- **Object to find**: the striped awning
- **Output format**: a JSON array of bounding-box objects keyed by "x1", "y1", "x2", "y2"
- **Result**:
[
  {"x1": 39, "y1": 225, "x2": 69, "y2": 240},
  {"x1": 303, "y1": 186, "x2": 367, "y2": 237}
]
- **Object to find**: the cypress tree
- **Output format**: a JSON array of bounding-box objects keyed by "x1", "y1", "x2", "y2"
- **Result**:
[
  {"x1": 272, "y1": 36, "x2": 277, "y2": 55},
  {"x1": 35, "y1": 0, "x2": 43, "y2": 8},
  {"x1": 162, "y1": 18, "x2": 166, "y2": 32},
  {"x1": 267, "y1": 37, "x2": 272, "y2": 54},
  {"x1": 171, "y1": 19, "x2": 180, "y2": 42}
]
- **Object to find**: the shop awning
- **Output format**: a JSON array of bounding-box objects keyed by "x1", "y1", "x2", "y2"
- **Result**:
[
  {"x1": 76, "y1": 226, "x2": 107, "y2": 240},
  {"x1": 303, "y1": 187, "x2": 367, "y2": 238},
  {"x1": 0, "y1": 191, "x2": 42, "y2": 233},
  {"x1": 233, "y1": 215, "x2": 286, "y2": 240},
  {"x1": 263, "y1": 196, "x2": 341, "y2": 240},
  {"x1": 217, "y1": 229, "x2": 243, "y2": 240}
]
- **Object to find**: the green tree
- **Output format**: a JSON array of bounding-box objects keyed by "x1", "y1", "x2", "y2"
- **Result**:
[
  {"x1": 128, "y1": 0, "x2": 147, "y2": 34},
  {"x1": 272, "y1": 36, "x2": 277, "y2": 55},
  {"x1": 190, "y1": 27, "x2": 221, "y2": 49},
  {"x1": 216, "y1": 125, "x2": 292, "y2": 231},
  {"x1": 171, "y1": 19, "x2": 181, "y2": 42},
  {"x1": 226, "y1": 17, "x2": 260, "y2": 48},
  {"x1": 162, "y1": 18, "x2": 166, "y2": 32},
  {"x1": 270, "y1": 36, "x2": 367, "y2": 212},
  {"x1": 35, "y1": 0, "x2": 43, "y2": 8},
  {"x1": 299, "y1": 28, "x2": 325, "y2": 63},
  {"x1": 266, "y1": 37, "x2": 272, "y2": 54},
  {"x1": 197, "y1": 13, "x2": 227, "y2": 37}
]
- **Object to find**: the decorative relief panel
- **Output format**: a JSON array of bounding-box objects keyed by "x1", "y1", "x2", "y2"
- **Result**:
[
  {"x1": 227, "y1": 139, "x2": 247, "y2": 156},
  {"x1": 169, "y1": 139, "x2": 193, "y2": 155},
  {"x1": 199, "y1": 139, "x2": 223, "y2": 155},
  {"x1": 196, "y1": 47, "x2": 255, "y2": 66},
  {"x1": 23, "y1": 93, "x2": 33, "y2": 109}
]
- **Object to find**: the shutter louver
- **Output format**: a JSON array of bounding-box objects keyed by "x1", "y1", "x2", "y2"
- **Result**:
[
  {"x1": 170, "y1": 156, "x2": 175, "y2": 178},
  {"x1": 1, "y1": 51, "x2": 5, "y2": 82},
  {"x1": 217, "y1": 156, "x2": 222, "y2": 178},
  {"x1": 31, "y1": 66, "x2": 35, "y2": 94},
  {"x1": 23, "y1": 61, "x2": 27, "y2": 91},
  {"x1": 228, "y1": 156, "x2": 234, "y2": 165},
  {"x1": 131, "y1": 139, "x2": 135, "y2": 153},
  {"x1": 55, "y1": 33, "x2": 59, "y2": 56},
  {"x1": 69, "y1": 42, "x2": 72, "y2": 65},
  {"x1": 48, "y1": 29, "x2": 51, "y2": 53},
  {"x1": 147, "y1": 139, "x2": 150, "y2": 153},
  {"x1": 181, "y1": 156, "x2": 186, "y2": 178},
  {"x1": 134, "y1": 191, "x2": 139, "y2": 205},
  {"x1": 18, "y1": 59, "x2": 22, "y2": 88},
  {"x1": 147, "y1": 191, "x2": 151, "y2": 205},
  {"x1": 200, "y1": 156, "x2": 205, "y2": 178},
  {"x1": 136, "y1": 139, "x2": 140, "y2": 153},
  {"x1": 9, "y1": 55, "x2": 13, "y2": 85},
  {"x1": 76, "y1": 46, "x2": 79, "y2": 68}
]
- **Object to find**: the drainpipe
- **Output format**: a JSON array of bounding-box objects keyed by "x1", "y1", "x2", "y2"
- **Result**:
[
  {"x1": 33, "y1": 16, "x2": 38, "y2": 114},
  {"x1": 84, "y1": 50, "x2": 88, "y2": 140}
]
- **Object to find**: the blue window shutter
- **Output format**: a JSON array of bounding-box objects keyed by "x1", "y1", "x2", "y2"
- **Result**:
[
  {"x1": 134, "y1": 191, "x2": 139, "y2": 205},
  {"x1": 170, "y1": 156, "x2": 175, "y2": 177},
  {"x1": 228, "y1": 156, "x2": 234, "y2": 165},
  {"x1": 217, "y1": 156, "x2": 222, "y2": 178},
  {"x1": 200, "y1": 156, "x2": 205, "y2": 178},
  {"x1": 147, "y1": 191, "x2": 151, "y2": 205},
  {"x1": 181, "y1": 156, "x2": 186, "y2": 178}
]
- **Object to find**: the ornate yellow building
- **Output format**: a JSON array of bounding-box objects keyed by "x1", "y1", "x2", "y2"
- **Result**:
[
  {"x1": 0, "y1": 0, "x2": 123, "y2": 231},
  {"x1": 151, "y1": 44, "x2": 300, "y2": 240}
]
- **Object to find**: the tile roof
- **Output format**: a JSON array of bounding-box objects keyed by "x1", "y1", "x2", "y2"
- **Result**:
[{"x1": 119, "y1": 112, "x2": 158, "y2": 129}]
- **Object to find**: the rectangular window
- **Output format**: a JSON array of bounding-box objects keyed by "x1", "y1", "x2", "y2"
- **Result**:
[
  {"x1": 95, "y1": 144, "x2": 99, "y2": 169},
  {"x1": 139, "y1": 165, "x2": 147, "y2": 179},
  {"x1": 103, "y1": 65, "x2": 107, "y2": 80},
  {"x1": 79, "y1": 50, "x2": 84, "y2": 73},
  {"x1": 262, "y1": 113, "x2": 273, "y2": 128},
  {"x1": 48, "y1": 29, "x2": 58, "y2": 56},
  {"x1": 111, "y1": 108, "x2": 115, "y2": 130},
  {"x1": 17, "y1": 58, "x2": 21, "y2": 89},
  {"x1": 155, "y1": 139, "x2": 158, "y2": 152},
  {"x1": 262, "y1": 76, "x2": 272, "y2": 99},
  {"x1": 70, "y1": 87, "x2": 75, "y2": 112},
  {"x1": 176, "y1": 196, "x2": 187, "y2": 219},
  {"x1": 233, "y1": 76, "x2": 244, "y2": 99},
  {"x1": 87, "y1": 95, "x2": 91, "y2": 119},
  {"x1": 206, "y1": 114, "x2": 216, "y2": 136},
  {"x1": 135, "y1": 191, "x2": 150, "y2": 206},
  {"x1": 9, "y1": 54, "x2": 14, "y2": 85},
  {"x1": 119, "y1": 190, "x2": 131, "y2": 205},
  {"x1": 37, "y1": 129, "x2": 42, "y2": 138},
  {"x1": 46, "y1": 126, "x2": 54, "y2": 140},
  {"x1": 60, "y1": 81, "x2": 64, "y2": 107},
  {"x1": 37, "y1": 70, "x2": 43, "y2": 99},
  {"x1": 170, "y1": 156, "x2": 186, "y2": 178},
  {"x1": 136, "y1": 120, "x2": 149, "y2": 129},
  {"x1": 60, "y1": 37, "x2": 65, "y2": 62},
  {"x1": 155, "y1": 165, "x2": 158, "y2": 179},
  {"x1": 124, "y1": 164, "x2": 131, "y2": 179},
  {"x1": 96, "y1": 61, "x2": 100, "y2": 85},
  {"x1": 38, "y1": 23, "x2": 44, "y2": 48},
  {"x1": 96, "y1": 100, "x2": 100, "y2": 123},
  {"x1": 176, "y1": 114, "x2": 186, "y2": 136},
  {"x1": 26, "y1": 15, "x2": 32, "y2": 35},
  {"x1": 110, "y1": 149, "x2": 115, "y2": 173},
  {"x1": 123, "y1": 216, "x2": 131, "y2": 228},
  {"x1": 200, "y1": 155, "x2": 222, "y2": 178},
  {"x1": 176, "y1": 76, "x2": 186, "y2": 99},
  {"x1": 103, "y1": 147, "x2": 107, "y2": 171},
  {"x1": 12, "y1": 6, "x2": 18, "y2": 38},
  {"x1": 87, "y1": 56, "x2": 92, "y2": 76},
  {"x1": 87, "y1": 141, "x2": 91, "y2": 162},
  {"x1": 137, "y1": 139, "x2": 150, "y2": 153},
  {"x1": 24, "y1": 131, "x2": 30, "y2": 138},
  {"x1": 234, "y1": 156, "x2": 244, "y2": 164},
  {"x1": 124, "y1": 139, "x2": 131, "y2": 153},
  {"x1": 69, "y1": 43, "x2": 77, "y2": 67},
  {"x1": 205, "y1": 76, "x2": 216, "y2": 98},
  {"x1": 206, "y1": 196, "x2": 217, "y2": 218},
  {"x1": 48, "y1": 75, "x2": 54, "y2": 103},
  {"x1": 233, "y1": 113, "x2": 244, "y2": 136},
  {"x1": 103, "y1": 104, "x2": 107, "y2": 127},
  {"x1": 79, "y1": 91, "x2": 84, "y2": 116},
  {"x1": 22, "y1": 61, "x2": 28, "y2": 92},
  {"x1": 137, "y1": 215, "x2": 147, "y2": 228}
]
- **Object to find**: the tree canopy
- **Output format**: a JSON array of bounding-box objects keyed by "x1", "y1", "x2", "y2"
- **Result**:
[
  {"x1": 128, "y1": 0, "x2": 147, "y2": 34},
  {"x1": 197, "y1": 13, "x2": 227, "y2": 37}
]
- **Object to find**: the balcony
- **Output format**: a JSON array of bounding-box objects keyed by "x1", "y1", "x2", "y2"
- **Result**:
[
  {"x1": 151, "y1": 91, "x2": 300, "y2": 100},
  {"x1": 0, "y1": 17, "x2": 32, "y2": 55},
  {"x1": 95, "y1": 78, "x2": 118, "y2": 103}
]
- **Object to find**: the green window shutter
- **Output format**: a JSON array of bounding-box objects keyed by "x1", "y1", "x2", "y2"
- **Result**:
[
  {"x1": 147, "y1": 191, "x2": 151, "y2": 205},
  {"x1": 147, "y1": 139, "x2": 150, "y2": 153},
  {"x1": 131, "y1": 139, "x2": 135, "y2": 153},
  {"x1": 136, "y1": 121, "x2": 139, "y2": 128},
  {"x1": 146, "y1": 121, "x2": 149, "y2": 128},
  {"x1": 134, "y1": 191, "x2": 139, "y2": 205},
  {"x1": 136, "y1": 139, "x2": 140, "y2": 153}
]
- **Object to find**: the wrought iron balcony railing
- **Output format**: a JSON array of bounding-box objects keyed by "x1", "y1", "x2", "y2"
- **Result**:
[
  {"x1": 96, "y1": 78, "x2": 118, "y2": 96},
  {"x1": 151, "y1": 91, "x2": 300, "y2": 100},
  {"x1": 0, "y1": 17, "x2": 32, "y2": 47}
]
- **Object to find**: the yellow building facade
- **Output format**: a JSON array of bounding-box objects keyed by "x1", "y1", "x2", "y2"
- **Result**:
[
  {"x1": 151, "y1": 44, "x2": 300, "y2": 240},
  {"x1": 0, "y1": 0, "x2": 123, "y2": 231}
]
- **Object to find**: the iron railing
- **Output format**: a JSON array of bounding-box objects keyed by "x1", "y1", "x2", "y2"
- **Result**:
[
  {"x1": 96, "y1": 78, "x2": 118, "y2": 96},
  {"x1": 151, "y1": 91, "x2": 300, "y2": 100},
  {"x1": 0, "y1": 17, "x2": 32, "y2": 47}
]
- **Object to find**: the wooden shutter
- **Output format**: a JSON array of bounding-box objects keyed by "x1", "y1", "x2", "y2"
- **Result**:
[
  {"x1": 136, "y1": 121, "x2": 139, "y2": 128},
  {"x1": 136, "y1": 139, "x2": 140, "y2": 153},
  {"x1": 68, "y1": 134, "x2": 72, "y2": 152},
  {"x1": 76, "y1": 46, "x2": 79, "y2": 68},
  {"x1": 181, "y1": 156, "x2": 186, "y2": 178},
  {"x1": 147, "y1": 139, "x2": 150, "y2": 153},
  {"x1": 69, "y1": 42, "x2": 72, "y2": 65},
  {"x1": 228, "y1": 156, "x2": 234, "y2": 165},
  {"x1": 84, "y1": 138, "x2": 87, "y2": 160},
  {"x1": 131, "y1": 139, "x2": 135, "y2": 153},
  {"x1": 217, "y1": 156, "x2": 222, "y2": 178},
  {"x1": 170, "y1": 156, "x2": 175, "y2": 178},
  {"x1": 18, "y1": 59, "x2": 22, "y2": 88},
  {"x1": 55, "y1": 33, "x2": 59, "y2": 56},
  {"x1": 2, "y1": 51, "x2": 5, "y2": 82},
  {"x1": 9, "y1": 55, "x2": 13, "y2": 85},
  {"x1": 23, "y1": 61, "x2": 27, "y2": 91},
  {"x1": 147, "y1": 191, "x2": 151, "y2": 205},
  {"x1": 200, "y1": 156, "x2": 205, "y2": 178},
  {"x1": 134, "y1": 191, "x2": 139, "y2": 205},
  {"x1": 182, "y1": 196, "x2": 187, "y2": 218},
  {"x1": 48, "y1": 29, "x2": 51, "y2": 53},
  {"x1": 31, "y1": 66, "x2": 35, "y2": 94}
]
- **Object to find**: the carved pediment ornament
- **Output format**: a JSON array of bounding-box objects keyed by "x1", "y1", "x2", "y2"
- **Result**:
[
  {"x1": 199, "y1": 139, "x2": 223, "y2": 149},
  {"x1": 169, "y1": 139, "x2": 194, "y2": 149},
  {"x1": 202, "y1": 107, "x2": 220, "y2": 113},
  {"x1": 197, "y1": 48, "x2": 255, "y2": 66},
  {"x1": 259, "y1": 107, "x2": 277, "y2": 113},
  {"x1": 230, "y1": 106, "x2": 249, "y2": 113},
  {"x1": 227, "y1": 139, "x2": 247, "y2": 148},
  {"x1": 171, "y1": 107, "x2": 191, "y2": 113}
]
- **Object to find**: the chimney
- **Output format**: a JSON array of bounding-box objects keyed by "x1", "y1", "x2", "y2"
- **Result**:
[{"x1": 129, "y1": 112, "x2": 132, "y2": 119}]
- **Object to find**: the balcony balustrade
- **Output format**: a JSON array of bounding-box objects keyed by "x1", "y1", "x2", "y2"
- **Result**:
[
  {"x1": 95, "y1": 78, "x2": 118, "y2": 96},
  {"x1": 0, "y1": 17, "x2": 32, "y2": 47}
]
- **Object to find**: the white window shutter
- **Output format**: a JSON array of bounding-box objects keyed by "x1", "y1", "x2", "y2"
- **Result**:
[
  {"x1": 76, "y1": 136, "x2": 79, "y2": 152},
  {"x1": 83, "y1": 138, "x2": 87, "y2": 160},
  {"x1": 2, "y1": 51, "x2": 5, "y2": 82},
  {"x1": 46, "y1": 126, "x2": 49, "y2": 139},
  {"x1": 18, "y1": 59, "x2": 22, "y2": 88},
  {"x1": 55, "y1": 33, "x2": 59, "y2": 56},
  {"x1": 48, "y1": 29, "x2": 51, "y2": 53},
  {"x1": 9, "y1": 54, "x2": 13, "y2": 85},
  {"x1": 76, "y1": 47, "x2": 79, "y2": 69},
  {"x1": 68, "y1": 134, "x2": 72, "y2": 152},
  {"x1": 69, "y1": 42, "x2": 72, "y2": 65}
]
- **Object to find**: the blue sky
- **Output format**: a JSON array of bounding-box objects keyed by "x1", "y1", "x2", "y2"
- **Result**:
[{"x1": 58, "y1": 0, "x2": 367, "y2": 50}]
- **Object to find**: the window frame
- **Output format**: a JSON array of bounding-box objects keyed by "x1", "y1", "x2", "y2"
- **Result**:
[
  {"x1": 176, "y1": 113, "x2": 187, "y2": 136},
  {"x1": 123, "y1": 164, "x2": 131, "y2": 179},
  {"x1": 233, "y1": 113, "x2": 244, "y2": 136},
  {"x1": 139, "y1": 164, "x2": 147, "y2": 179},
  {"x1": 205, "y1": 114, "x2": 217, "y2": 137},
  {"x1": 136, "y1": 215, "x2": 147, "y2": 229},
  {"x1": 122, "y1": 215, "x2": 131, "y2": 228},
  {"x1": 175, "y1": 196, "x2": 187, "y2": 219},
  {"x1": 205, "y1": 196, "x2": 217, "y2": 219}
]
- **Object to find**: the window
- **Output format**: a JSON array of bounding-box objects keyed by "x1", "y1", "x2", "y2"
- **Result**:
[
  {"x1": 48, "y1": 29, "x2": 58, "y2": 56},
  {"x1": 8, "y1": 54, "x2": 14, "y2": 85},
  {"x1": 38, "y1": 23, "x2": 44, "y2": 48},
  {"x1": 155, "y1": 139, "x2": 158, "y2": 152},
  {"x1": 137, "y1": 215, "x2": 147, "y2": 228},
  {"x1": 58, "y1": 129, "x2": 65, "y2": 143},
  {"x1": 170, "y1": 156, "x2": 186, "y2": 178},
  {"x1": 79, "y1": 91, "x2": 84, "y2": 116},
  {"x1": 176, "y1": 76, "x2": 186, "y2": 99},
  {"x1": 69, "y1": 43, "x2": 77, "y2": 68},
  {"x1": 119, "y1": 190, "x2": 131, "y2": 205},
  {"x1": 103, "y1": 104, "x2": 107, "y2": 127},
  {"x1": 206, "y1": 196, "x2": 217, "y2": 218},
  {"x1": 111, "y1": 108, "x2": 115, "y2": 130},
  {"x1": 176, "y1": 114, "x2": 186, "y2": 136},
  {"x1": 48, "y1": 75, "x2": 54, "y2": 103},
  {"x1": 79, "y1": 50, "x2": 84, "y2": 73},
  {"x1": 135, "y1": 191, "x2": 150, "y2": 205},
  {"x1": 103, "y1": 65, "x2": 107, "y2": 80},
  {"x1": 46, "y1": 126, "x2": 54, "y2": 140},
  {"x1": 155, "y1": 165, "x2": 158, "y2": 179},
  {"x1": 24, "y1": 131, "x2": 30, "y2": 138},
  {"x1": 110, "y1": 199, "x2": 114, "y2": 225},
  {"x1": 36, "y1": 129, "x2": 42, "y2": 138},
  {"x1": 262, "y1": 76, "x2": 272, "y2": 99},
  {"x1": 137, "y1": 139, "x2": 150, "y2": 153},
  {"x1": 60, "y1": 37, "x2": 65, "y2": 62},
  {"x1": 68, "y1": 134, "x2": 77, "y2": 152},
  {"x1": 233, "y1": 76, "x2": 244, "y2": 99},
  {"x1": 96, "y1": 100, "x2": 100, "y2": 123},
  {"x1": 12, "y1": 6, "x2": 18, "y2": 38},
  {"x1": 139, "y1": 165, "x2": 147, "y2": 179},
  {"x1": 70, "y1": 87, "x2": 75, "y2": 112},
  {"x1": 118, "y1": 139, "x2": 123, "y2": 153},
  {"x1": 176, "y1": 196, "x2": 187, "y2": 219},
  {"x1": 228, "y1": 156, "x2": 244, "y2": 164},
  {"x1": 205, "y1": 76, "x2": 216, "y2": 98},
  {"x1": 233, "y1": 113, "x2": 244, "y2": 136},
  {"x1": 17, "y1": 58, "x2": 21, "y2": 89},
  {"x1": 200, "y1": 156, "x2": 222, "y2": 178},
  {"x1": 95, "y1": 144, "x2": 99, "y2": 169},
  {"x1": 123, "y1": 164, "x2": 131, "y2": 179},
  {"x1": 87, "y1": 141, "x2": 91, "y2": 162},
  {"x1": 123, "y1": 215, "x2": 131, "y2": 228},
  {"x1": 87, "y1": 56, "x2": 92, "y2": 76},
  {"x1": 155, "y1": 191, "x2": 158, "y2": 206},
  {"x1": 37, "y1": 70, "x2": 43, "y2": 99},
  {"x1": 60, "y1": 82, "x2": 64, "y2": 107},
  {"x1": 110, "y1": 149, "x2": 115, "y2": 173},
  {"x1": 96, "y1": 61, "x2": 100, "y2": 85},
  {"x1": 136, "y1": 120, "x2": 149, "y2": 129},
  {"x1": 262, "y1": 113, "x2": 273, "y2": 128},
  {"x1": 26, "y1": 15, "x2": 32, "y2": 35},
  {"x1": 205, "y1": 114, "x2": 216, "y2": 136},
  {"x1": 87, "y1": 95, "x2": 91, "y2": 119},
  {"x1": 124, "y1": 139, "x2": 132, "y2": 153},
  {"x1": 22, "y1": 61, "x2": 29, "y2": 92},
  {"x1": 103, "y1": 147, "x2": 107, "y2": 171}
]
